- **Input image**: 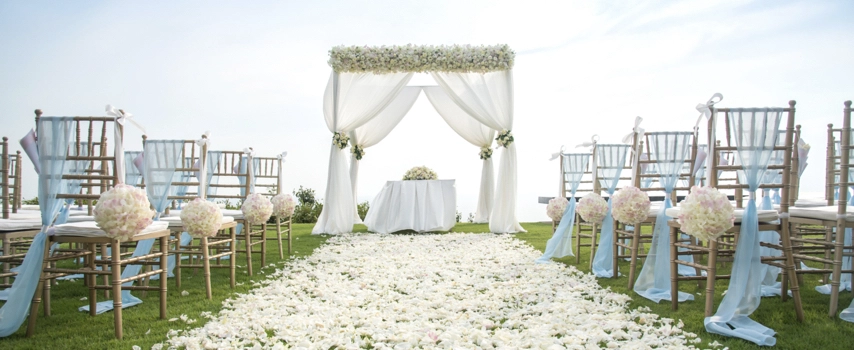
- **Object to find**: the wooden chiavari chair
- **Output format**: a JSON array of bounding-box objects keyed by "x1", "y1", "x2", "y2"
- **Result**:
[
  {"x1": 0, "y1": 137, "x2": 40, "y2": 287},
  {"x1": 28, "y1": 114, "x2": 170, "y2": 339},
  {"x1": 253, "y1": 154, "x2": 292, "y2": 258},
  {"x1": 574, "y1": 137, "x2": 599, "y2": 266},
  {"x1": 667, "y1": 101, "x2": 803, "y2": 322}
]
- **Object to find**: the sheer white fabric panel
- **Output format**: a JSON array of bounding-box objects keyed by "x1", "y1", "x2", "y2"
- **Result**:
[
  {"x1": 313, "y1": 71, "x2": 414, "y2": 235},
  {"x1": 423, "y1": 86, "x2": 496, "y2": 223},
  {"x1": 349, "y1": 86, "x2": 422, "y2": 223},
  {"x1": 431, "y1": 70, "x2": 522, "y2": 233}
]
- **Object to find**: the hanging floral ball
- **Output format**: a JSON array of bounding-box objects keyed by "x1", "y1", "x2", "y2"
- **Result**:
[
  {"x1": 271, "y1": 193, "x2": 296, "y2": 218},
  {"x1": 241, "y1": 193, "x2": 273, "y2": 225},
  {"x1": 546, "y1": 197, "x2": 569, "y2": 222},
  {"x1": 180, "y1": 198, "x2": 223, "y2": 238},
  {"x1": 677, "y1": 186, "x2": 734, "y2": 241},
  {"x1": 577, "y1": 193, "x2": 608, "y2": 224},
  {"x1": 94, "y1": 184, "x2": 155, "y2": 242},
  {"x1": 402, "y1": 166, "x2": 438, "y2": 181},
  {"x1": 612, "y1": 186, "x2": 651, "y2": 224}
]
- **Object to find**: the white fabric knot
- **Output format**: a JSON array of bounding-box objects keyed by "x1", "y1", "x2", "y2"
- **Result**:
[
  {"x1": 243, "y1": 147, "x2": 255, "y2": 158},
  {"x1": 277, "y1": 151, "x2": 288, "y2": 162},
  {"x1": 196, "y1": 131, "x2": 212, "y2": 148},
  {"x1": 575, "y1": 134, "x2": 599, "y2": 148},
  {"x1": 694, "y1": 93, "x2": 723, "y2": 128},
  {"x1": 106, "y1": 104, "x2": 146, "y2": 135},
  {"x1": 778, "y1": 212, "x2": 790, "y2": 219},
  {"x1": 621, "y1": 116, "x2": 645, "y2": 144},
  {"x1": 549, "y1": 145, "x2": 565, "y2": 161}
]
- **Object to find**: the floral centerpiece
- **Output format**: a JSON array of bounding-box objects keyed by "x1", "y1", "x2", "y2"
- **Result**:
[
  {"x1": 402, "y1": 166, "x2": 438, "y2": 181},
  {"x1": 611, "y1": 186, "x2": 651, "y2": 224},
  {"x1": 577, "y1": 193, "x2": 608, "y2": 224},
  {"x1": 241, "y1": 193, "x2": 274, "y2": 225},
  {"x1": 351, "y1": 144, "x2": 365, "y2": 160},
  {"x1": 271, "y1": 193, "x2": 296, "y2": 218},
  {"x1": 93, "y1": 184, "x2": 154, "y2": 242},
  {"x1": 328, "y1": 44, "x2": 515, "y2": 74},
  {"x1": 333, "y1": 132, "x2": 349, "y2": 150},
  {"x1": 181, "y1": 198, "x2": 223, "y2": 238},
  {"x1": 677, "y1": 186, "x2": 734, "y2": 241},
  {"x1": 479, "y1": 146, "x2": 493, "y2": 160},
  {"x1": 496, "y1": 129, "x2": 514, "y2": 147},
  {"x1": 546, "y1": 197, "x2": 569, "y2": 222}
]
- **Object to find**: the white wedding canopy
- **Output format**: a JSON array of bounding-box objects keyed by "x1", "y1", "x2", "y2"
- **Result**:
[{"x1": 311, "y1": 44, "x2": 524, "y2": 235}]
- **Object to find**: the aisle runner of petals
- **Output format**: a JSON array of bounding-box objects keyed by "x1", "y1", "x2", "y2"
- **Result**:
[{"x1": 164, "y1": 234, "x2": 701, "y2": 349}]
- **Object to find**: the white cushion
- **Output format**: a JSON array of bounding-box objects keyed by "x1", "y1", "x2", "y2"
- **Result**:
[
  {"x1": 0, "y1": 218, "x2": 41, "y2": 231},
  {"x1": 53, "y1": 221, "x2": 169, "y2": 237},
  {"x1": 7, "y1": 209, "x2": 87, "y2": 220},
  {"x1": 789, "y1": 206, "x2": 854, "y2": 222},
  {"x1": 159, "y1": 216, "x2": 235, "y2": 228},
  {"x1": 20, "y1": 205, "x2": 40, "y2": 210},
  {"x1": 220, "y1": 209, "x2": 244, "y2": 220},
  {"x1": 666, "y1": 207, "x2": 780, "y2": 223},
  {"x1": 795, "y1": 198, "x2": 830, "y2": 208}
]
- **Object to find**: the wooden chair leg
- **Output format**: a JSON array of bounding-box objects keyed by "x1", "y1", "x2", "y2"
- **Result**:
[
  {"x1": 628, "y1": 224, "x2": 641, "y2": 290},
  {"x1": 670, "y1": 225, "x2": 679, "y2": 311},
  {"x1": 589, "y1": 225, "x2": 598, "y2": 270},
  {"x1": 261, "y1": 223, "x2": 267, "y2": 268},
  {"x1": 202, "y1": 237, "x2": 212, "y2": 300},
  {"x1": 230, "y1": 227, "x2": 236, "y2": 288},
  {"x1": 87, "y1": 243, "x2": 97, "y2": 316},
  {"x1": 276, "y1": 218, "x2": 284, "y2": 259},
  {"x1": 26, "y1": 237, "x2": 52, "y2": 337},
  {"x1": 160, "y1": 236, "x2": 168, "y2": 320},
  {"x1": 704, "y1": 239, "x2": 719, "y2": 317},
  {"x1": 111, "y1": 239, "x2": 123, "y2": 340},
  {"x1": 2, "y1": 236, "x2": 10, "y2": 286},
  {"x1": 575, "y1": 222, "x2": 581, "y2": 264},
  {"x1": 612, "y1": 224, "x2": 619, "y2": 279},
  {"x1": 245, "y1": 224, "x2": 253, "y2": 276},
  {"x1": 287, "y1": 219, "x2": 292, "y2": 256},
  {"x1": 175, "y1": 235, "x2": 182, "y2": 290}
]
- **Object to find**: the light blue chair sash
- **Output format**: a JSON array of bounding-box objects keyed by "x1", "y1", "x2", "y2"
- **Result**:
[
  {"x1": 537, "y1": 153, "x2": 590, "y2": 263},
  {"x1": 592, "y1": 144, "x2": 630, "y2": 277}
]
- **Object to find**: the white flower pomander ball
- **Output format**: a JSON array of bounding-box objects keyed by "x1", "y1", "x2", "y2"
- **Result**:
[
  {"x1": 611, "y1": 186, "x2": 651, "y2": 224},
  {"x1": 181, "y1": 198, "x2": 223, "y2": 238},
  {"x1": 94, "y1": 184, "x2": 155, "y2": 242},
  {"x1": 546, "y1": 197, "x2": 569, "y2": 222},
  {"x1": 271, "y1": 193, "x2": 296, "y2": 218},
  {"x1": 677, "y1": 186, "x2": 734, "y2": 241},
  {"x1": 577, "y1": 193, "x2": 608, "y2": 224},
  {"x1": 241, "y1": 193, "x2": 273, "y2": 225}
]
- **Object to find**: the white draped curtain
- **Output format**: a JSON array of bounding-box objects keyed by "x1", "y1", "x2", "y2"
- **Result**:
[
  {"x1": 423, "y1": 86, "x2": 495, "y2": 223},
  {"x1": 349, "y1": 86, "x2": 422, "y2": 223},
  {"x1": 312, "y1": 72, "x2": 414, "y2": 235},
  {"x1": 431, "y1": 70, "x2": 523, "y2": 233}
]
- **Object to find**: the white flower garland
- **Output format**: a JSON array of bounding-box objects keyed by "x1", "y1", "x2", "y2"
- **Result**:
[
  {"x1": 479, "y1": 146, "x2": 493, "y2": 160},
  {"x1": 578, "y1": 193, "x2": 608, "y2": 224},
  {"x1": 496, "y1": 129, "x2": 514, "y2": 148},
  {"x1": 332, "y1": 132, "x2": 349, "y2": 150},
  {"x1": 546, "y1": 197, "x2": 568, "y2": 222},
  {"x1": 677, "y1": 186, "x2": 734, "y2": 241},
  {"x1": 403, "y1": 166, "x2": 437, "y2": 181},
  {"x1": 180, "y1": 198, "x2": 223, "y2": 238},
  {"x1": 351, "y1": 144, "x2": 365, "y2": 160},
  {"x1": 328, "y1": 44, "x2": 515, "y2": 74},
  {"x1": 611, "y1": 186, "x2": 651, "y2": 225},
  {"x1": 93, "y1": 184, "x2": 154, "y2": 242}
]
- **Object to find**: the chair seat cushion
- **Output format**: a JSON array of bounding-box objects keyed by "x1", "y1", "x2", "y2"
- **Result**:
[
  {"x1": 794, "y1": 197, "x2": 830, "y2": 208},
  {"x1": 159, "y1": 216, "x2": 235, "y2": 228},
  {"x1": 665, "y1": 207, "x2": 779, "y2": 223},
  {"x1": 220, "y1": 209, "x2": 244, "y2": 220},
  {"x1": 7, "y1": 209, "x2": 89, "y2": 220},
  {"x1": 53, "y1": 221, "x2": 170, "y2": 237},
  {"x1": 789, "y1": 206, "x2": 854, "y2": 222},
  {"x1": 0, "y1": 218, "x2": 42, "y2": 231}
]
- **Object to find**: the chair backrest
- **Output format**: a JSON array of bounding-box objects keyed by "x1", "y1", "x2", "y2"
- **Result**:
[
  {"x1": 37, "y1": 113, "x2": 121, "y2": 215},
  {"x1": 252, "y1": 155, "x2": 283, "y2": 197},
  {"x1": 124, "y1": 150, "x2": 143, "y2": 187},
  {"x1": 1, "y1": 137, "x2": 10, "y2": 219},
  {"x1": 206, "y1": 150, "x2": 252, "y2": 204},
  {"x1": 595, "y1": 143, "x2": 632, "y2": 196},
  {"x1": 822, "y1": 101, "x2": 854, "y2": 209},
  {"x1": 708, "y1": 101, "x2": 797, "y2": 212},
  {"x1": 635, "y1": 131, "x2": 698, "y2": 203}
]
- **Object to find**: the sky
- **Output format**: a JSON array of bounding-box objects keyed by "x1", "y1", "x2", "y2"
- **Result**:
[{"x1": 1, "y1": 0, "x2": 852, "y2": 222}]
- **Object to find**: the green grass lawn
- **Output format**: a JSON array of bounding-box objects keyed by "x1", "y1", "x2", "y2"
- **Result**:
[{"x1": 0, "y1": 223, "x2": 852, "y2": 349}]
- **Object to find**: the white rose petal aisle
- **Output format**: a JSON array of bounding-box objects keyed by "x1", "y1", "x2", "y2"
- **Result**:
[{"x1": 163, "y1": 233, "x2": 701, "y2": 349}]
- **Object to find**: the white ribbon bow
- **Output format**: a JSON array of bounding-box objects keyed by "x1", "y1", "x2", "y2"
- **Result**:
[
  {"x1": 575, "y1": 134, "x2": 599, "y2": 148},
  {"x1": 195, "y1": 131, "x2": 212, "y2": 148},
  {"x1": 549, "y1": 145, "x2": 565, "y2": 161},
  {"x1": 277, "y1": 151, "x2": 288, "y2": 162},
  {"x1": 105, "y1": 104, "x2": 146, "y2": 135},
  {"x1": 243, "y1": 147, "x2": 255, "y2": 158},
  {"x1": 694, "y1": 93, "x2": 723, "y2": 128},
  {"x1": 621, "y1": 116, "x2": 645, "y2": 144}
]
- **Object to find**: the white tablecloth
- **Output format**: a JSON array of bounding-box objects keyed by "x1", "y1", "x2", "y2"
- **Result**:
[{"x1": 364, "y1": 180, "x2": 456, "y2": 234}]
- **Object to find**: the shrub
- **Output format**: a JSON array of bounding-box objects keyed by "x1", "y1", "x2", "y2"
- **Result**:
[
  {"x1": 292, "y1": 186, "x2": 323, "y2": 223},
  {"x1": 357, "y1": 201, "x2": 370, "y2": 220}
]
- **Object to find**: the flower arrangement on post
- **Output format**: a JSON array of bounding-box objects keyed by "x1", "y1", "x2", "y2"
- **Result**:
[
  {"x1": 93, "y1": 184, "x2": 155, "y2": 242},
  {"x1": 577, "y1": 193, "x2": 608, "y2": 224},
  {"x1": 351, "y1": 144, "x2": 365, "y2": 160},
  {"x1": 495, "y1": 129, "x2": 514, "y2": 148},
  {"x1": 271, "y1": 193, "x2": 296, "y2": 218},
  {"x1": 241, "y1": 193, "x2": 274, "y2": 226},
  {"x1": 181, "y1": 198, "x2": 223, "y2": 238},
  {"x1": 332, "y1": 132, "x2": 349, "y2": 150},
  {"x1": 402, "y1": 166, "x2": 438, "y2": 181},
  {"x1": 611, "y1": 186, "x2": 651, "y2": 225},
  {"x1": 479, "y1": 146, "x2": 493, "y2": 160},
  {"x1": 677, "y1": 186, "x2": 734, "y2": 241},
  {"x1": 546, "y1": 197, "x2": 569, "y2": 222}
]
